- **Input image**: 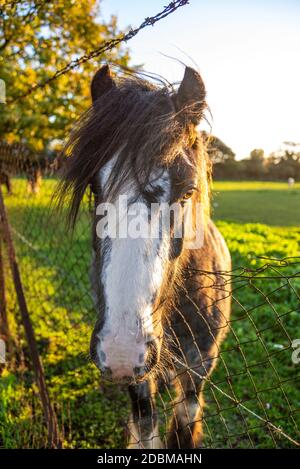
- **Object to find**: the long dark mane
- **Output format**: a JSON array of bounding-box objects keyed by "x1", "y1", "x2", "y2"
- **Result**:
[{"x1": 55, "y1": 73, "x2": 211, "y2": 227}]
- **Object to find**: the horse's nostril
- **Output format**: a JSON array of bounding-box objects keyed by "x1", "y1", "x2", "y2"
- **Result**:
[
  {"x1": 90, "y1": 343, "x2": 108, "y2": 372},
  {"x1": 134, "y1": 366, "x2": 145, "y2": 378},
  {"x1": 139, "y1": 353, "x2": 144, "y2": 365},
  {"x1": 101, "y1": 366, "x2": 112, "y2": 379}
]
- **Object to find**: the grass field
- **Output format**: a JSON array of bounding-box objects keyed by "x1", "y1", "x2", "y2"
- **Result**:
[
  {"x1": 0, "y1": 180, "x2": 299, "y2": 448},
  {"x1": 212, "y1": 181, "x2": 300, "y2": 226}
]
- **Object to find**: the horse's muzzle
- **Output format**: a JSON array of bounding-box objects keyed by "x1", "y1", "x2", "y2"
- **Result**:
[{"x1": 90, "y1": 335, "x2": 159, "y2": 381}]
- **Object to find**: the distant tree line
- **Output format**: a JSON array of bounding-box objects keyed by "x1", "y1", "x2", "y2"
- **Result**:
[{"x1": 204, "y1": 133, "x2": 300, "y2": 181}]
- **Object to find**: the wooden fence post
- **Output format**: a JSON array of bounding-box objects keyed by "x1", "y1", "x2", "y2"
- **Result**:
[
  {"x1": 0, "y1": 186, "x2": 62, "y2": 448},
  {"x1": 0, "y1": 234, "x2": 9, "y2": 340},
  {"x1": 0, "y1": 232, "x2": 9, "y2": 373}
]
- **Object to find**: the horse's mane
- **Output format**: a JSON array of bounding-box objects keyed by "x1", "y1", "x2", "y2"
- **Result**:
[{"x1": 55, "y1": 74, "x2": 211, "y2": 227}]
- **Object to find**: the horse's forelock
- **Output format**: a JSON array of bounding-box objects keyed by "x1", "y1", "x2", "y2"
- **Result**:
[{"x1": 55, "y1": 75, "x2": 209, "y2": 227}]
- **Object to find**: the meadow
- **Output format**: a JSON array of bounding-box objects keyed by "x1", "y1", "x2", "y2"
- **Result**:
[
  {"x1": 212, "y1": 181, "x2": 300, "y2": 226},
  {"x1": 0, "y1": 180, "x2": 299, "y2": 448}
]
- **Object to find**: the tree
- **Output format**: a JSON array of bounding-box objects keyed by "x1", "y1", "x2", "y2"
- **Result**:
[
  {"x1": 250, "y1": 148, "x2": 264, "y2": 162},
  {"x1": 243, "y1": 148, "x2": 266, "y2": 179},
  {"x1": 0, "y1": 0, "x2": 130, "y2": 151},
  {"x1": 203, "y1": 132, "x2": 239, "y2": 179},
  {"x1": 266, "y1": 143, "x2": 300, "y2": 181},
  {"x1": 203, "y1": 132, "x2": 235, "y2": 164}
]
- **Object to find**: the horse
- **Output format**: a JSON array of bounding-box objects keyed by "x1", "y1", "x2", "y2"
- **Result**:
[{"x1": 57, "y1": 65, "x2": 231, "y2": 449}]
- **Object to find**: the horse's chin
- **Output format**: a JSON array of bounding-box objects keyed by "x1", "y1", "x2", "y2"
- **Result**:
[{"x1": 99, "y1": 370, "x2": 149, "y2": 385}]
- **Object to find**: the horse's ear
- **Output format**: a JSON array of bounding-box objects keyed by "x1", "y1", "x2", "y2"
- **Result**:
[
  {"x1": 91, "y1": 65, "x2": 116, "y2": 103},
  {"x1": 174, "y1": 67, "x2": 206, "y2": 125}
]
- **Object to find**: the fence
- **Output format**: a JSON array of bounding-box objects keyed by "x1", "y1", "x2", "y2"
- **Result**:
[{"x1": 0, "y1": 153, "x2": 299, "y2": 448}]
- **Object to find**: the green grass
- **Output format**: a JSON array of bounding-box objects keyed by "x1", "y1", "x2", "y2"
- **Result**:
[
  {"x1": 212, "y1": 181, "x2": 300, "y2": 226},
  {"x1": 0, "y1": 179, "x2": 299, "y2": 448}
]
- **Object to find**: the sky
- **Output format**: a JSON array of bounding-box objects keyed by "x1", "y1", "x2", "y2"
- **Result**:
[{"x1": 100, "y1": 0, "x2": 300, "y2": 159}]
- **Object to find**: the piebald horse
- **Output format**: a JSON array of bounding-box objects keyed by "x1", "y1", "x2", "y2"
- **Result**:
[{"x1": 57, "y1": 65, "x2": 231, "y2": 448}]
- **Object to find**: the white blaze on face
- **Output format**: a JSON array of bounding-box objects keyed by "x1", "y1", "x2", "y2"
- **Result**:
[{"x1": 96, "y1": 156, "x2": 171, "y2": 378}]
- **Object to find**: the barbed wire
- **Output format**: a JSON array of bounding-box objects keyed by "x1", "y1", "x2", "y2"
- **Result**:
[{"x1": 8, "y1": 0, "x2": 190, "y2": 103}]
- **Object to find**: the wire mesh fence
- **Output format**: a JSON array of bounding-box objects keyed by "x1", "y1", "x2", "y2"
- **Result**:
[
  {"x1": 0, "y1": 150, "x2": 299, "y2": 449},
  {"x1": 1, "y1": 0, "x2": 300, "y2": 449}
]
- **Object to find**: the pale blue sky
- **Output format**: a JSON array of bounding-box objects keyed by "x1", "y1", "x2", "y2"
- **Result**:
[{"x1": 101, "y1": 0, "x2": 300, "y2": 159}]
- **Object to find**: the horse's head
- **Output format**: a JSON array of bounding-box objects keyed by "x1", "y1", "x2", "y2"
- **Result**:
[{"x1": 59, "y1": 65, "x2": 210, "y2": 381}]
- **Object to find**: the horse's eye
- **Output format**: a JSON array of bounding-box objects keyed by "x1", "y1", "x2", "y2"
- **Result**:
[{"x1": 182, "y1": 190, "x2": 194, "y2": 201}]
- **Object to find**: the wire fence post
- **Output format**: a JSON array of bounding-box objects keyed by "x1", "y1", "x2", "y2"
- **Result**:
[
  {"x1": 0, "y1": 227, "x2": 10, "y2": 375},
  {"x1": 0, "y1": 233, "x2": 9, "y2": 340},
  {"x1": 0, "y1": 185, "x2": 62, "y2": 448}
]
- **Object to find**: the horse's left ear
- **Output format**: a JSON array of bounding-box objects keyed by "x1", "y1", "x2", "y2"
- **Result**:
[
  {"x1": 174, "y1": 67, "x2": 206, "y2": 125},
  {"x1": 91, "y1": 65, "x2": 116, "y2": 103}
]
